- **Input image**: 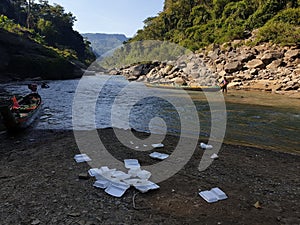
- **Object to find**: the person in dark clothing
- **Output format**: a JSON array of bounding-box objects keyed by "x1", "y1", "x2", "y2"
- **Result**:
[
  {"x1": 28, "y1": 83, "x2": 38, "y2": 92},
  {"x1": 220, "y1": 76, "x2": 229, "y2": 93}
]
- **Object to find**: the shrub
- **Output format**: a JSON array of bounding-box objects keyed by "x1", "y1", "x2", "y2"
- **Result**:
[
  {"x1": 256, "y1": 21, "x2": 300, "y2": 45},
  {"x1": 255, "y1": 8, "x2": 300, "y2": 45}
]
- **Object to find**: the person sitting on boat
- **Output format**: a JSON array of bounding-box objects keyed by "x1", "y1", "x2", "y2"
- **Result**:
[
  {"x1": 28, "y1": 83, "x2": 38, "y2": 93},
  {"x1": 220, "y1": 76, "x2": 229, "y2": 93}
]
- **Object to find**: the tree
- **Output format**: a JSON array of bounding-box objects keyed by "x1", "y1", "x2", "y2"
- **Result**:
[{"x1": 25, "y1": 0, "x2": 34, "y2": 29}]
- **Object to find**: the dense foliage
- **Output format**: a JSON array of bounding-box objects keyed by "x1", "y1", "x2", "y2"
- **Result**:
[
  {"x1": 0, "y1": 0, "x2": 95, "y2": 64},
  {"x1": 130, "y1": 0, "x2": 300, "y2": 50}
]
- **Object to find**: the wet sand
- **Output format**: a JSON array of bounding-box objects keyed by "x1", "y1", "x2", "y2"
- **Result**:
[{"x1": 0, "y1": 128, "x2": 299, "y2": 225}]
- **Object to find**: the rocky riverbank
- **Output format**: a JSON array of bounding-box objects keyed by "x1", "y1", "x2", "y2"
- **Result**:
[{"x1": 110, "y1": 42, "x2": 300, "y2": 96}]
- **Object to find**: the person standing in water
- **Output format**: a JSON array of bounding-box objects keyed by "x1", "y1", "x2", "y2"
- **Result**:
[{"x1": 220, "y1": 76, "x2": 229, "y2": 93}]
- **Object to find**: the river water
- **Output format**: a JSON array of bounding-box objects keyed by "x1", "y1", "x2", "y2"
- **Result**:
[{"x1": 1, "y1": 75, "x2": 299, "y2": 154}]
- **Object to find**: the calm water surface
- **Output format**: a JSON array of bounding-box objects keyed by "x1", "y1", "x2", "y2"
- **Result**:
[{"x1": 1, "y1": 75, "x2": 299, "y2": 154}]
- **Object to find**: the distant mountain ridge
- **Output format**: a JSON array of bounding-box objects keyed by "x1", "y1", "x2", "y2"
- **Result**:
[{"x1": 82, "y1": 33, "x2": 128, "y2": 57}]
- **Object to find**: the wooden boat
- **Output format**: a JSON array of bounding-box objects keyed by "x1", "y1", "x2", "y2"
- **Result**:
[
  {"x1": 0, "y1": 93, "x2": 42, "y2": 131},
  {"x1": 145, "y1": 83, "x2": 220, "y2": 92}
]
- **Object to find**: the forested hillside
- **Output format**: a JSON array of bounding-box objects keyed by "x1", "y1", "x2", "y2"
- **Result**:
[
  {"x1": 131, "y1": 0, "x2": 300, "y2": 50},
  {"x1": 82, "y1": 33, "x2": 128, "y2": 57},
  {"x1": 0, "y1": 0, "x2": 95, "y2": 81},
  {"x1": 0, "y1": 0, "x2": 95, "y2": 64}
]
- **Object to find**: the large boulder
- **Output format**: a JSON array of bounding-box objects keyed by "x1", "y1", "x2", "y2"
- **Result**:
[
  {"x1": 236, "y1": 53, "x2": 255, "y2": 63},
  {"x1": 266, "y1": 59, "x2": 283, "y2": 70},
  {"x1": 261, "y1": 51, "x2": 283, "y2": 65},
  {"x1": 284, "y1": 49, "x2": 300, "y2": 59},
  {"x1": 163, "y1": 64, "x2": 173, "y2": 74},
  {"x1": 173, "y1": 77, "x2": 186, "y2": 85},
  {"x1": 245, "y1": 59, "x2": 265, "y2": 69},
  {"x1": 224, "y1": 61, "x2": 242, "y2": 73},
  {"x1": 109, "y1": 69, "x2": 120, "y2": 75},
  {"x1": 207, "y1": 49, "x2": 220, "y2": 61},
  {"x1": 127, "y1": 75, "x2": 138, "y2": 81}
]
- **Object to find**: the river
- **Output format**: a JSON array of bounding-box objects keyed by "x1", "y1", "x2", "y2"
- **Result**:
[{"x1": 1, "y1": 75, "x2": 299, "y2": 154}]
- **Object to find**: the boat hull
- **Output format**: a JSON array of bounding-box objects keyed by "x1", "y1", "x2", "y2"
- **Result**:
[
  {"x1": 0, "y1": 93, "x2": 42, "y2": 131},
  {"x1": 145, "y1": 83, "x2": 220, "y2": 92}
]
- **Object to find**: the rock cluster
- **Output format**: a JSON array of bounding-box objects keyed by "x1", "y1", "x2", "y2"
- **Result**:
[
  {"x1": 203, "y1": 42, "x2": 300, "y2": 92},
  {"x1": 111, "y1": 42, "x2": 300, "y2": 93},
  {"x1": 110, "y1": 55, "x2": 219, "y2": 87}
]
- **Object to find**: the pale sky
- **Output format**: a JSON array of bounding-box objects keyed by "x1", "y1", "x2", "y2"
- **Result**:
[{"x1": 47, "y1": 0, "x2": 165, "y2": 37}]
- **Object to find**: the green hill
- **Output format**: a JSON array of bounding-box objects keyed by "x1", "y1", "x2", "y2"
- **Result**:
[
  {"x1": 0, "y1": 28, "x2": 82, "y2": 81},
  {"x1": 130, "y1": 0, "x2": 300, "y2": 50},
  {"x1": 0, "y1": 0, "x2": 95, "y2": 81},
  {"x1": 82, "y1": 33, "x2": 128, "y2": 57}
]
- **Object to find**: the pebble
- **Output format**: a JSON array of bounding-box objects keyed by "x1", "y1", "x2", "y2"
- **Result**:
[
  {"x1": 253, "y1": 201, "x2": 262, "y2": 209},
  {"x1": 31, "y1": 219, "x2": 41, "y2": 225},
  {"x1": 76, "y1": 220, "x2": 86, "y2": 225},
  {"x1": 67, "y1": 212, "x2": 81, "y2": 217},
  {"x1": 78, "y1": 173, "x2": 90, "y2": 180}
]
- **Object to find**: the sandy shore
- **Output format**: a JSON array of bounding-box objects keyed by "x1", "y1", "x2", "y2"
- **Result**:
[{"x1": 0, "y1": 128, "x2": 299, "y2": 225}]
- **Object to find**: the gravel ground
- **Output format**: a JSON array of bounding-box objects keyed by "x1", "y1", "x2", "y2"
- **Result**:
[{"x1": 0, "y1": 128, "x2": 299, "y2": 225}]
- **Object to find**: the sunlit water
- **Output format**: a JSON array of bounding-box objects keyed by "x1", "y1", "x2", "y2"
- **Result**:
[{"x1": 1, "y1": 75, "x2": 299, "y2": 154}]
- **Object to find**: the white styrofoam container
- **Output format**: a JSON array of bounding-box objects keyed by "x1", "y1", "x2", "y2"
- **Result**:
[
  {"x1": 134, "y1": 181, "x2": 160, "y2": 193},
  {"x1": 151, "y1": 143, "x2": 164, "y2": 148},
  {"x1": 124, "y1": 159, "x2": 140, "y2": 169},
  {"x1": 200, "y1": 143, "x2": 213, "y2": 149},
  {"x1": 93, "y1": 179, "x2": 110, "y2": 189},
  {"x1": 128, "y1": 167, "x2": 142, "y2": 177},
  {"x1": 105, "y1": 182, "x2": 130, "y2": 197},
  {"x1": 111, "y1": 170, "x2": 131, "y2": 180},
  {"x1": 199, "y1": 187, "x2": 228, "y2": 203},
  {"x1": 74, "y1": 154, "x2": 91, "y2": 163},
  {"x1": 210, "y1": 153, "x2": 219, "y2": 159},
  {"x1": 149, "y1": 152, "x2": 169, "y2": 160},
  {"x1": 123, "y1": 178, "x2": 142, "y2": 186},
  {"x1": 211, "y1": 187, "x2": 228, "y2": 200},
  {"x1": 137, "y1": 170, "x2": 151, "y2": 179},
  {"x1": 88, "y1": 168, "x2": 101, "y2": 177},
  {"x1": 199, "y1": 190, "x2": 219, "y2": 203}
]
